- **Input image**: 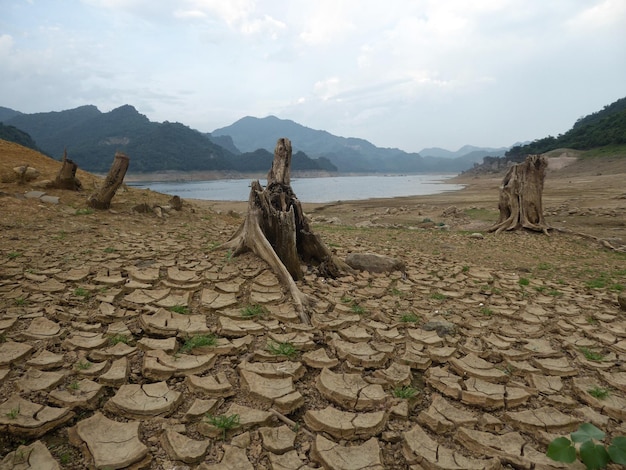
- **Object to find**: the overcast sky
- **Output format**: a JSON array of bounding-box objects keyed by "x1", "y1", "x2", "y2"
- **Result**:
[{"x1": 1, "y1": 0, "x2": 625, "y2": 152}]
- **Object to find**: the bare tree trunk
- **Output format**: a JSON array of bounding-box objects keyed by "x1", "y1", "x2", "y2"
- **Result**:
[
  {"x1": 52, "y1": 149, "x2": 82, "y2": 190},
  {"x1": 88, "y1": 152, "x2": 129, "y2": 210},
  {"x1": 223, "y1": 138, "x2": 352, "y2": 324},
  {"x1": 489, "y1": 154, "x2": 550, "y2": 234}
]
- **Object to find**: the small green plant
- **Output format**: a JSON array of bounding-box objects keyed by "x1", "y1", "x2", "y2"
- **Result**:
[
  {"x1": 108, "y1": 334, "x2": 130, "y2": 346},
  {"x1": 74, "y1": 287, "x2": 90, "y2": 299},
  {"x1": 400, "y1": 313, "x2": 420, "y2": 323},
  {"x1": 518, "y1": 277, "x2": 530, "y2": 286},
  {"x1": 169, "y1": 305, "x2": 189, "y2": 315},
  {"x1": 537, "y1": 262, "x2": 553, "y2": 271},
  {"x1": 68, "y1": 380, "x2": 80, "y2": 391},
  {"x1": 74, "y1": 208, "x2": 94, "y2": 216},
  {"x1": 241, "y1": 304, "x2": 268, "y2": 318},
  {"x1": 74, "y1": 360, "x2": 92, "y2": 371},
  {"x1": 206, "y1": 413, "x2": 240, "y2": 440},
  {"x1": 103, "y1": 247, "x2": 116, "y2": 253},
  {"x1": 462, "y1": 265, "x2": 470, "y2": 273},
  {"x1": 587, "y1": 386, "x2": 610, "y2": 400},
  {"x1": 430, "y1": 292, "x2": 447, "y2": 301},
  {"x1": 586, "y1": 316, "x2": 599, "y2": 326},
  {"x1": 14, "y1": 297, "x2": 27, "y2": 306},
  {"x1": 225, "y1": 249, "x2": 234, "y2": 262},
  {"x1": 547, "y1": 423, "x2": 626, "y2": 469},
  {"x1": 59, "y1": 452, "x2": 72, "y2": 465},
  {"x1": 180, "y1": 334, "x2": 217, "y2": 354},
  {"x1": 350, "y1": 303, "x2": 366, "y2": 315},
  {"x1": 267, "y1": 341, "x2": 298, "y2": 358},
  {"x1": 7, "y1": 252, "x2": 22, "y2": 259},
  {"x1": 340, "y1": 295, "x2": 353, "y2": 304},
  {"x1": 392, "y1": 386, "x2": 418, "y2": 399},
  {"x1": 481, "y1": 307, "x2": 493, "y2": 317},
  {"x1": 6, "y1": 406, "x2": 19, "y2": 419},
  {"x1": 548, "y1": 289, "x2": 562, "y2": 296},
  {"x1": 579, "y1": 347, "x2": 604, "y2": 362}
]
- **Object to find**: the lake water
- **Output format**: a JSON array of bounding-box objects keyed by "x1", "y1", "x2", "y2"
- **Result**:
[{"x1": 129, "y1": 174, "x2": 464, "y2": 203}]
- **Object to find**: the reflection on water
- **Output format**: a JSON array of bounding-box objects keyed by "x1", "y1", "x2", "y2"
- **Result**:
[{"x1": 129, "y1": 174, "x2": 464, "y2": 203}]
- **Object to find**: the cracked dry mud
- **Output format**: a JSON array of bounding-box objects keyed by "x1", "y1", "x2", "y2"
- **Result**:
[{"x1": 1, "y1": 148, "x2": 626, "y2": 469}]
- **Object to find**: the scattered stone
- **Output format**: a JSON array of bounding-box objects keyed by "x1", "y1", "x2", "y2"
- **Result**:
[{"x1": 345, "y1": 252, "x2": 406, "y2": 274}]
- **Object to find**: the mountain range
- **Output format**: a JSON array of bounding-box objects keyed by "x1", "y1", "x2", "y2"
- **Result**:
[{"x1": 0, "y1": 104, "x2": 536, "y2": 175}]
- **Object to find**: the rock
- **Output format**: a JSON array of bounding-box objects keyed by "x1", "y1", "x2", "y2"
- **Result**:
[
  {"x1": 345, "y1": 253, "x2": 406, "y2": 273},
  {"x1": 421, "y1": 319, "x2": 457, "y2": 337},
  {"x1": 14, "y1": 166, "x2": 40, "y2": 181},
  {"x1": 469, "y1": 232, "x2": 485, "y2": 239}
]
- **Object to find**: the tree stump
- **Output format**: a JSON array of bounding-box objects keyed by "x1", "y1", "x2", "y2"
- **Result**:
[
  {"x1": 52, "y1": 149, "x2": 82, "y2": 190},
  {"x1": 489, "y1": 154, "x2": 550, "y2": 234},
  {"x1": 223, "y1": 138, "x2": 352, "y2": 324},
  {"x1": 88, "y1": 152, "x2": 129, "y2": 210}
]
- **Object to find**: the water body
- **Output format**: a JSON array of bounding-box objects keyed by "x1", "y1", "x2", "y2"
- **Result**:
[{"x1": 130, "y1": 174, "x2": 464, "y2": 203}]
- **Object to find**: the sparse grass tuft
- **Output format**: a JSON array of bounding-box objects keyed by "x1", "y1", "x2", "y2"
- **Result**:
[
  {"x1": 68, "y1": 380, "x2": 80, "y2": 391},
  {"x1": 579, "y1": 347, "x2": 604, "y2": 362},
  {"x1": 205, "y1": 414, "x2": 240, "y2": 440},
  {"x1": 266, "y1": 341, "x2": 298, "y2": 358},
  {"x1": 169, "y1": 305, "x2": 189, "y2": 315},
  {"x1": 400, "y1": 313, "x2": 420, "y2": 323},
  {"x1": 430, "y1": 292, "x2": 447, "y2": 301},
  {"x1": 6, "y1": 406, "x2": 19, "y2": 419},
  {"x1": 393, "y1": 386, "x2": 418, "y2": 399},
  {"x1": 481, "y1": 307, "x2": 493, "y2": 317},
  {"x1": 108, "y1": 334, "x2": 130, "y2": 346},
  {"x1": 587, "y1": 386, "x2": 610, "y2": 399},
  {"x1": 74, "y1": 360, "x2": 92, "y2": 371},
  {"x1": 14, "y1": 297, "x2": 27, "y2": 306},
  {"x1": 350, "y1": 303, "x2": 366, "y2": 314},
  {"x1": 74, "y1": 287, "x2": 90, "y2": 299},
  {"x1": 518, "y1": 277, "x2": 530, "y2": 286},
  {"x1": 180, "y1": 334, "x2": 217, "y2": 354},
  {"x1": 7, "y1": 252, "x2": 22, "y2": 259},
  {"x1": 74, "y1": 208, "x2": 93, "y2": 216},
  {"x1": 241, "y1": 304, "x2": 268, "y2": 318},
  {"x1": 103, "y1": 247, "x2": 116, "y2": 253}
]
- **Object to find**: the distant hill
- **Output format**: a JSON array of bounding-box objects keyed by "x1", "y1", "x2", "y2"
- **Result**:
[
  {"x1": 212, "y1": 116, "x2": 500, "y2": 173},
  {"x1": 0, "y1": 123, "x2": 41, "y2": 153},
  {"x1": 0, "y1": 106, "x2": 22, "y2": 123},
  {"x1": 3, "y1": 105, "x2": 334, "y2": 173},
  {"x1": 212, "y1": 116, "x2": 430, "y2": 173},
  {"x1": 419, "y1": 145, "x2": 507, "y2": 160},
  {"x1": 507, "y1": 96, "x2": 626, "y2": 157}
]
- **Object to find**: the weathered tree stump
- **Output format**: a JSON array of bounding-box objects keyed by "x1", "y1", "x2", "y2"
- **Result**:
[
  {"x1": 52, "y1": 149, "x2": 82, "y2": 190},
  {"x1": 88, "y1": 152, "x2": 129, "y2": 210},
  {"x1": 223, "y1": 138, "x2": 352, "y2": 324},
  {"x1": 489, "y1": 154, "x2": 550, "y2": 234}
]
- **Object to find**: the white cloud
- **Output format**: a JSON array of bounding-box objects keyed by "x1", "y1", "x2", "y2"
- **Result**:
[{"x1": 0, "y1": 34, "x2": 14, "y2": 57}]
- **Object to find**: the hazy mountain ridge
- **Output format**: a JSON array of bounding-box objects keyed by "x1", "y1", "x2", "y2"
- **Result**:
[
  {"x1": 1, "y1": 105, "x2": 334, "y2": 173},
  {"x1": 212, "y1": 115, "x2": 491, "y2": 173}
]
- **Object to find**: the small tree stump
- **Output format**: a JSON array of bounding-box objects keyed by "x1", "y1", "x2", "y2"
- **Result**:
[
  {"x1": 52, "y1": 149, "x2": 82, "y2": 190},
  {"x1": 88, "y1": 152, "x2": 129, "y2": 210},
  {"x1": 223, "y1": 138, "x2": 352, "y2": 324},
  {"x1": 489, "y1": 154, "x2": 550, "y2": 234}
]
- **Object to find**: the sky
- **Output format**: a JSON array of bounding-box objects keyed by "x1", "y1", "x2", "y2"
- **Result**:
[{"x1": 1, "y1": 0, "x2": 625, "y2": 153}]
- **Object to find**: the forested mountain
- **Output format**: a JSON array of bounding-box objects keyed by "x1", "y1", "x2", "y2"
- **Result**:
[
  {"x1": 212, "y1": 116, "x2": 428, "y2": 173},
  {"x1": 2, "y1": 105, "x2": 334, "y2": 173},
  {"x1": 0, "y1": 123, "x2": 41, "y2": 152},
  {"x1": 506, "y1": 96, "x2": 626, "y2": 157}
]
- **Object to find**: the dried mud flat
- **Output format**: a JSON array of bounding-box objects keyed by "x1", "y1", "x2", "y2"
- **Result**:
[{"x1": 1, "y1": 143, "x2": 626, "y2": 469}]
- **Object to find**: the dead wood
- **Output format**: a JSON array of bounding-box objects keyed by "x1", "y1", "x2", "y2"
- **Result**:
[
  {"x1": 51, "y1": 149, "x2": 82, "y2": 190},
  {"x1": 223, "y1": 138, "x2": 353, "y2": 324},
  {"x1": 489, "y1": 154, "x2": 550, "y2": 235},
  {"x1": 88, "y1": 152, "x2": 129, "y2": 210}
]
